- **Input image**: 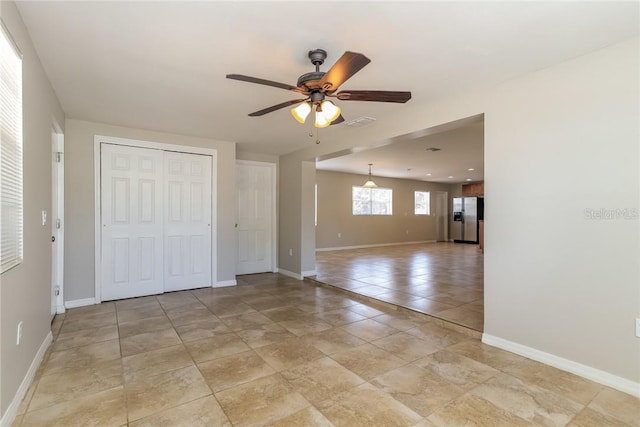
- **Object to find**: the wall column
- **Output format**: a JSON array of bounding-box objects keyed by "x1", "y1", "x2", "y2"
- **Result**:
[{"x1": 278, "y1": 155, "x2": 316, "y2": 278}]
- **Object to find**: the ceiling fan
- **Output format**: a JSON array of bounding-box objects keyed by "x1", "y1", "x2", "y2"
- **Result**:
[{"x1": 226, "y1": 49, "x2": 412, "y2": 128}]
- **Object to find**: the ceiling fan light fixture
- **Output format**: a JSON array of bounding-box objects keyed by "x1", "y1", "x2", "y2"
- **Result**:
[
  {"x1": 291, "y1": 101, "x2": 311, "y2": 123},
  {"x1": 313, "y1": 100, "x2": 341, "y2": 128},
  {"x1": 314, "y1": 111, "x2": 331, "y2": 128},
  {"x1": 320, "y1": 100, "x2": 341, "y2": 122}
]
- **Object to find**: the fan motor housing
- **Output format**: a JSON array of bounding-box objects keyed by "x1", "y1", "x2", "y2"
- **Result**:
[
  {"x1": 297, "y1": 71, "x2": 325, "y2": 91},
  {"x1": 309, "y1": 92, "x2": 324, "y2": 103}
]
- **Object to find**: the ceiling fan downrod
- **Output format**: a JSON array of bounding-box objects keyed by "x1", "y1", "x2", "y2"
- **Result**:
[{"x1": 296, "y1": 49, "x2": 328, "y2": 90}]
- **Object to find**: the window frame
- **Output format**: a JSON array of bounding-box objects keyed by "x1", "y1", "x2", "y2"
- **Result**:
[
  {"x1": 1, "y1": 23, "x2": 24, "y2": 273},
  {"x1": 352, "y1": 186, "x2": 393, "y2": 216},
  {"x1": 414, "y1": 190, "x2": 431, "y2": 216}
]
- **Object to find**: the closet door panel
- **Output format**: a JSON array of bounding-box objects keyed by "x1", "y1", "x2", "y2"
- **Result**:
[
  {"x1": 163, "y1": 152, "x2": 212, "y2": 291},
  {"x1": 101, "y1": 144, "x2": 164, "y2": 301}
]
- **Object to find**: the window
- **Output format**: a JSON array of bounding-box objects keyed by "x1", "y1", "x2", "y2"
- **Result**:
[
  {"x1": 1, "y1": 25, "x2": 23, "y2": 273},
  {"x1": 414, "y1": 191, "x2": 430, "y2": 215},
  {"x1": 352, "y1": 186, "x2": 393, "y2": 215}
]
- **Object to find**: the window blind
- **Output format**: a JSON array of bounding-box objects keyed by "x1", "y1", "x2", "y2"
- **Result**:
[{"x1": 1, "y1": 23, "x2": 23, "y2": 273}]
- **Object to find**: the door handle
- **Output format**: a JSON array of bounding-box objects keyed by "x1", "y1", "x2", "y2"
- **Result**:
[{"x1": 51, "y1": 236, "x2": 55, "y2": 242}]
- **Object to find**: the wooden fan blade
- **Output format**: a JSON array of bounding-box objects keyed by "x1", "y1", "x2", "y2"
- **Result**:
[
  {"x1": 248, "y1": 99, "x2": 308, "y2": 117},
  {"x1": 330, "y1": 114, "x2": 345, "y2": 126},
  {"x1": 226, "y1": 74, "x2": 302, "y2": 92},
  {"x1": 336, "y1": 90, "x2": 412, "y2": 103},
  {"x1": 319, "y1": 52, "x2": 371, "y2": 91}
]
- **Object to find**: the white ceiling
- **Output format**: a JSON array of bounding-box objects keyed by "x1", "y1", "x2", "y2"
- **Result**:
[
  {"x1": 317, "y1": 118, "x2": 485, "y2": 183},
  {"x1": 15, "y1": 1, "x2": 638, "y2": 180}
]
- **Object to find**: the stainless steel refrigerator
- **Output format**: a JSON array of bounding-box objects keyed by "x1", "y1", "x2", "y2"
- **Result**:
[{"x1": 453, "y1": 197, "x2": 484, "y2": 243}]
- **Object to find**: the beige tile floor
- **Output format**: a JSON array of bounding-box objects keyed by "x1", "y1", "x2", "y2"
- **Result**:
[
  {"x1": 14, "y1": 273, "x2": 639, "y2": 426},
  {"x1": 314, "y1": 242, "x2": 485, "y2": 331}
]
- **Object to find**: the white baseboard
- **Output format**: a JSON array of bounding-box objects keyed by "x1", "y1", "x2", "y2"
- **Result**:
[
  {"x1": 301, "y1": 269, "x2": 316, "y2": 277},
  {"x1": 56, "y1": 304, "x2": 66, "y2": 314},
  {"x1": 0, "y1": 332, "x2": 52, "y2": 427},
  {"x1": 278, "y1": 269, "x2": 302, "y2": 280},
  {"x1": 64, "y1": 297, "x2": 97, "y2": 309},
  {"x1": 482, "y1": 333, "x2": 640, "y2": 398},
  {"x1": 316, "y1": 240, "x2": 436, "y2": 252},
  {"x1": 213, "y1": 279, "x2": 237, "y2": 288}
]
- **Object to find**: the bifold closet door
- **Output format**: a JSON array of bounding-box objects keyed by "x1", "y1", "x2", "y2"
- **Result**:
[
  {"x1": 163, "y1": 151, "x2": 212, "y2": 291},
  {"x1": 101, "y1": 144, "x2": 164, "y2": 301}
]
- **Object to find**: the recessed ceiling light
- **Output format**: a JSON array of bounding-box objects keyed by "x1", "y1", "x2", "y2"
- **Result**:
[
  {"x1": 425, "y1": 173, "x2": 432, "y2": 176},
  {"x1": 467, "y1": 168, "x2": 475, "y2": 171},
  {"x1": 466, "y1": 178, "x2": 472, "y2": 181},
  {"x1": 425, "y1": 147, "x2": 441, "y2": 152},
  {"x1": 448, "y1": 176, "x2": 454, "y2": 179}
]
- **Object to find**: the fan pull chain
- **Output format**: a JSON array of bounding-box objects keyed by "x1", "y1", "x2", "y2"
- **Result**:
[{"x1": 308, "y1": 123, "x2": 321, "y2": 144}]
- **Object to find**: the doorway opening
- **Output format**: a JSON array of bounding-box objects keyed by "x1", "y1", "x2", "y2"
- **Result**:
[{"x1": 313, "y1": 115, "x2": 485, "y2": 332}]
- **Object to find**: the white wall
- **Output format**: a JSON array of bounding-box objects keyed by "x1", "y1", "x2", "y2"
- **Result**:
[
  {"x1": 279, "y1": 38, "x2": 640, "y2": 389},
  {"x1": 301, "y1": 161, "x2": 316, "y2": 274},
  {"x1": 278, "y1": 157, "x2": 303, "y2": 275},
  {"x1": 64, "y1": 119, "x2": 236, "y2": 302},
  {"x1": 483, "y1": 37, "x2": 639, "y2": 386},
  {"x1": 0, "y1": 1, "x2": 65, "y2": 417},
  {"x1": 315, "y1": 170, "x2": 453, "y2": 249},
  {"x1": 236, "y1": 150, "x2": 278, "y2": 164}
]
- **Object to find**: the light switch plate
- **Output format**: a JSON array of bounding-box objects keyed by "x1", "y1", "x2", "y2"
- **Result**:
[{"x1": 41, "y1": 210, "x2": 47, "y2": 226}]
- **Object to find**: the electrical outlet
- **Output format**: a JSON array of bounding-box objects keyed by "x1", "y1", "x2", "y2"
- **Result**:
[
  {"x1": 338, "y1": 233, "x2": 341, "y2": 238},
  {"x1": 288, "y1": 249, "x2": 293, "y2": 256},
  {"x1": 406, "y1": 230, "x2": 409, "y2": 235},
  {"x1": 41, "y1": 210, "x2": 47, "y2": 226},
  {"x1": 17, "y1": 321, "x2": 23, "y2": 345},
  {"x1": 636, "y1": 318, "x2": 640, "y2": 338}
]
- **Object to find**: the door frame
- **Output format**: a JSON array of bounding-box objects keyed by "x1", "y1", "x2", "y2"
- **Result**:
[
  {"x1": 51, "y1": 125, "x2": 65, "y2": 315},
  {"x1": 93, "y1": 135, "x2": 218, "y2": 304},
  {"x1": 236, "y1": 160, "x2": 278, "y2": 274}
]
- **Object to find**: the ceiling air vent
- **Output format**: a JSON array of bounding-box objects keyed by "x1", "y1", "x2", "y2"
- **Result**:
[
  {"x1": 345, "y1": 116, "x2": 377, "y2": 128},
  {"x1": 425, "y1": 147, "x2": 441, "y2": 152}
]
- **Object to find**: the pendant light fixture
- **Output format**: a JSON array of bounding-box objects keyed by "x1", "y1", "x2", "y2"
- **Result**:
[{"x1": 363, "y1": 163, "x2": 378, "y2": 188}]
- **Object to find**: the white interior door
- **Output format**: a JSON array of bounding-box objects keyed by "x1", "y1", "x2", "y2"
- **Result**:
[
  {"x1": 51, "y1": 128, "x2": 64, "y2": 316},
  {"x1": 101, "y1": 144, "x2": 164, "y2": 301},
  {"x1": 164, "y1": 152, "x2": 212, "y2": 291},
  {"x1": 237, "y1": 162, "x2": 274, "y2": 275}
]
